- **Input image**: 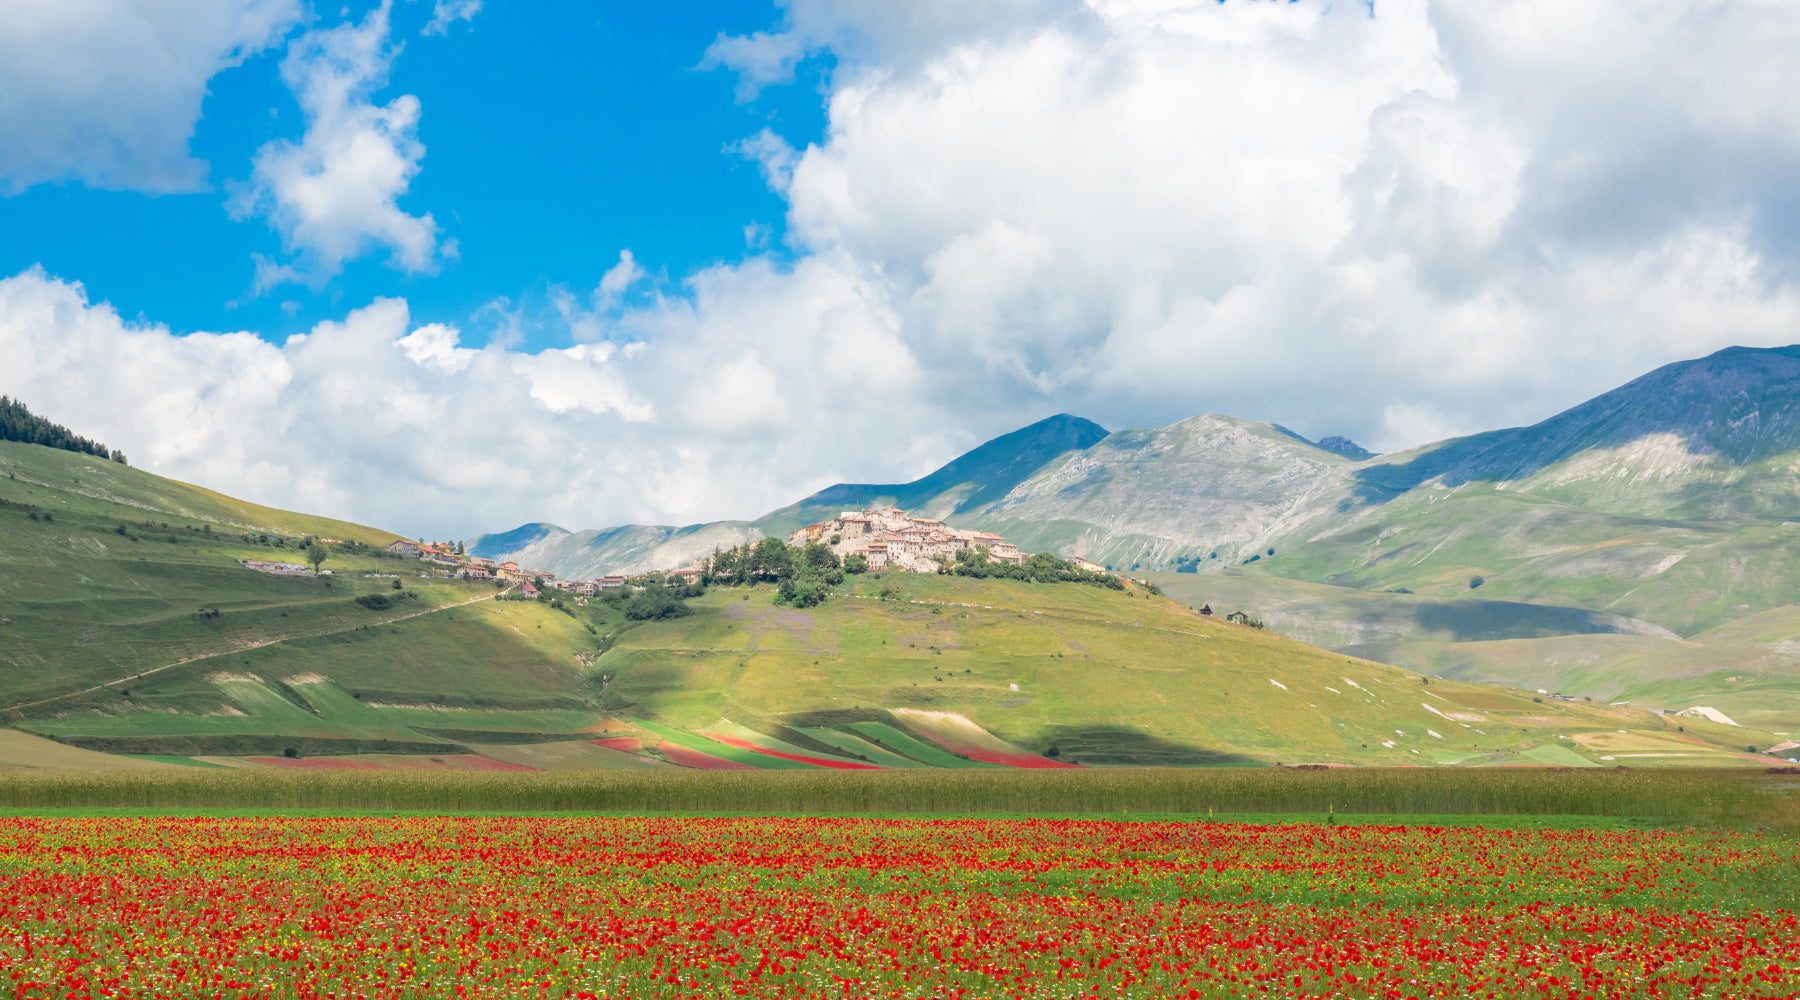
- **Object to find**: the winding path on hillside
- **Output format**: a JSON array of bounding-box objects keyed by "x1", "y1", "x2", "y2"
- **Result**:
[
  {"x1": 843, "y1": 593, "x2": 1215, "y2": 640},
  {"x1": 6, "y1": 586, "x2": 512, "y2": 713}
]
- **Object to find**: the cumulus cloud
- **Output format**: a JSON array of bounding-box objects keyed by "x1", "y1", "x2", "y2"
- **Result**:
[
  {"x1": 230, "y1": 1, "x2": 444, "y2": 291},
  {"x1": 0, "y1": 0, "x2": 301, "y2": 194}
]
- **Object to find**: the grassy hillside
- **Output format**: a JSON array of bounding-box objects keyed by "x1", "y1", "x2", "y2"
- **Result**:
[
  {"x1": 591, "y1": 573, "x2": 1786, "y2": 767},
  {"x1": 0, "y1": 441, "x2": 614, "y2": 762},
  {"x1": 0, "y1": 442, "x2": 399, "y2": 546},
  {"x1": 1152, "y1": 570, "x2": 1800, "y2": 735}
]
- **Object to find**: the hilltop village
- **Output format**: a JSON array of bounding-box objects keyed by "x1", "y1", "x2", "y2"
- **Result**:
[
  {"x1": 367, "y1": 508, "x2": 1050, "y2": 597},
  {"x1": 789, "y1": 507, "x2": 1025, "y2": 573}
]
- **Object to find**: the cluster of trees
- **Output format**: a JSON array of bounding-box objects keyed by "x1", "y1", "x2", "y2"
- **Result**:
[
  {"x1": 706, "y1": 538, "x2": 861, "y2": 608},
  {"x1": 622, "y1": 580, "x2": 694, "y2": 620},
  {"x1": 707, "y1": 538, "x2": 806, "y2": 585},
  {"x1": 944, "y1": 548, "x2": 1125, "y2": 590},
  {"x1": 0, "y1": 396, "x2": 126, "y2": 464},
  {"x1": 354, "y1": 591, "x2": 416, "y2": 611},
  {"x1": 582, "y1": 577, "x2": 699, "y2": 620}
]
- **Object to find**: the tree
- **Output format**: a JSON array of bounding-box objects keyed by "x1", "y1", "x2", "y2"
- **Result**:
[
  {"x1": 626, "y1": 581, "x2": 692, "y2": 621},
  {"x1": 776, "y1": 574, "x2": 829, "y2": 608},
  {"x1": 802, "y1": 541, "x2": 840, "y2": 571},
  {"x1": 844, "y1": 553, "x2": 869, "y2": 574},
  {"x1": 751, "y1": 537, "x2": 794, "y2": 581},
  {"x1": 305, "y1": 542, "x2": 329, "y2": 575}
]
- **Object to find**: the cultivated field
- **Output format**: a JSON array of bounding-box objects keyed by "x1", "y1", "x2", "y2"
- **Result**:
[
  {"x1": 2, "y1": 808, "x2": 1797, "y2": 998},
  {"x1": 0, "y1": 768, "x2": 1794, "y2": 828}
]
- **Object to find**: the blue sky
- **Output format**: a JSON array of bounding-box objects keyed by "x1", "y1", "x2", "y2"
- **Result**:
[
  {"x1": 4, "y1": 1, "x2": 1800, "y2": 539},
  {"x1": 0, "y1": 1, "x2": 829, "y2": 351}
]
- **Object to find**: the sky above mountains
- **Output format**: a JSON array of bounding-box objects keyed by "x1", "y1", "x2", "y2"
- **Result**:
[{"x1": 4, "y1": 0, "x2": 1800, "y2": 540}]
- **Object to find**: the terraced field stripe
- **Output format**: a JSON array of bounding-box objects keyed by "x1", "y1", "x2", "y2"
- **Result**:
[
  {"x1": 701, "y1": 721, "x2": 881, "y2": 769},
  {"x1": 793, "y1": 727, "x2": 933, "y2": 768},
  {"x1": 845, "y1": 722, "x2": 997, "y2": 769},
  {"x1": 633, "y1": 720, "x2": 816, "y2": 771},
  {"x1": 657, "y1": 744, "x2": 760, "y2": 770},
  {"x1": 893, "y1": 709, "x2": 1079, "y2": 769},
  {"x1": 704, "y1": 733, "x2": 883, "y2": 770}
]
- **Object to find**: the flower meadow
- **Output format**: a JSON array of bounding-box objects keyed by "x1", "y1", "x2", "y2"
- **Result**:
[{"x1": 1, "y1": 815, "x2": 1796, "y2": 999}]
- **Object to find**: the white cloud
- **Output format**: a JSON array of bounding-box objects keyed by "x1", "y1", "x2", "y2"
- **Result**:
[
  {"x1": 700, "y1": 32, "x2": 810, "y2": 101},
  {"x1": 0, "y1": 0, "x2": 301, "y2": 194},
  {"x1": 596, "y1": 250, "x2": 644, "y2": 310},
  {"x1": 704, "y1": 0, "x2": 1084, "y2": 97},
  {"x1": 0, "y1": 263, "x2": 943, "y2": 537},
  {"x1": 421, "y1": 0, "x2": 482, "y2": 37},
  {"x1": 396, "y1": 321, "x2": 473, "y2": 373},
  {"x1": 729, "y1": 129, "x2": 800, "y2": 195},
  {"x1": 230, "y1": 1, "x2": 443, "y2": 290}
]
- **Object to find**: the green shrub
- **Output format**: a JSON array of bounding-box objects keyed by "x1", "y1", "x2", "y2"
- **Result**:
[{"x1": 625, "y1": 585, "x2": 692, "y2": 621}]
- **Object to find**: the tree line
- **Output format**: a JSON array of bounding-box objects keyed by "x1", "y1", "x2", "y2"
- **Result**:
[{"x1": 0, "y1": 396, "x2": 126, "y2": 464}]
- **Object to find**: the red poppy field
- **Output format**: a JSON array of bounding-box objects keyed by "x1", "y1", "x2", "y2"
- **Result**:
[{"x1": 2, "y1": 815, "x2": 1797, "y2": 999}]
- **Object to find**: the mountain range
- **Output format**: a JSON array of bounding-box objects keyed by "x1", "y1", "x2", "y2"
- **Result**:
[
  {"x1": 473, "y1": 345, "x2": 1800, "y2": 732},
  {"x1": 478, "y1": 344, "x2": 1800, "y2": 584}
]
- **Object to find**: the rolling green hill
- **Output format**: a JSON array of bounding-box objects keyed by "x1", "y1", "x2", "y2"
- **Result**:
[
  {"x1": 7, "y1": 435, "x2": 1785, "y2": 770},
  {"x1": 589, "y1": 572, "x2": 1785, "y2": 768}
]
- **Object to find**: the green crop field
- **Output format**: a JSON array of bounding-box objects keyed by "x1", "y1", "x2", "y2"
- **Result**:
[{"x1": 0, "y1": 767, "x2": 1792, "y2": 829}]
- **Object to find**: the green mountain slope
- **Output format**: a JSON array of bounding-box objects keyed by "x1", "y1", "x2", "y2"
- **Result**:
[
  {"x1": 1349, "y1": 345, "x2": 1800, "y2": 510},
  {"x1": 755, "y1": 413, "x2": 1111, "y2": 535}
]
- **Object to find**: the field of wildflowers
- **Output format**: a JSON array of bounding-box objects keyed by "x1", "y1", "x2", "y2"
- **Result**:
[{"x1": 2, "y1": 814, "x2": 1796, "y2": 998}]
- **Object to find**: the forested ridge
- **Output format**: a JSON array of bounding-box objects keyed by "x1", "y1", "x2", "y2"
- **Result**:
[{"x1": 0, "y1": 396, "x2": 124, "y2": 463}]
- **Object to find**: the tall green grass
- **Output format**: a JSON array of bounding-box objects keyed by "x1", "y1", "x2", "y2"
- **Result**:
[{"x1": 0, "y1": 769, "x2": 1791, "y2": 827}]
